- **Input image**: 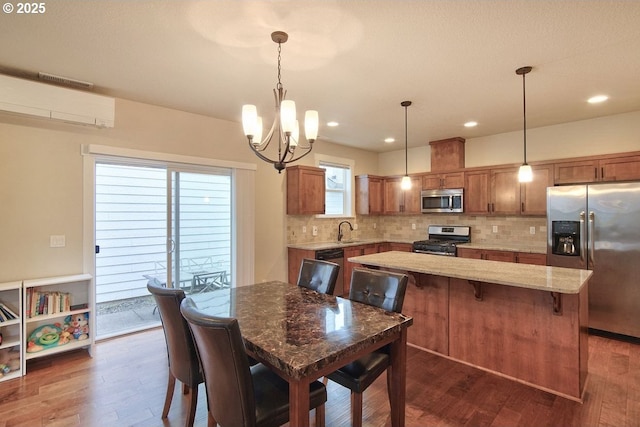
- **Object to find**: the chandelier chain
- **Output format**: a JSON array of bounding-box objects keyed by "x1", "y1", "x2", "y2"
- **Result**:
[{"x1": 277, "y1": 42, "x2": 283, "y2": 90}]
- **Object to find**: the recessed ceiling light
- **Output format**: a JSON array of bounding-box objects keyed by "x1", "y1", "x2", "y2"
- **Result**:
[
  {"x1": 384, "y1": 137, "x2": 395, "y2": 143},
  {"x1": 464, "y1": 121, "x2": 478, "y2": 128},
  {"x1": 327, "y1": 121, "x2": 339, "y2": 127},
  {"x1": 588, "y1": 95, "x2": 608, "y2": 104}
]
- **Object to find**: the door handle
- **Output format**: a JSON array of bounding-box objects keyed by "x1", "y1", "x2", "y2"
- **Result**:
[
  {"x1": 588, "y1": 211, "x2": 595, "y2": 267},
  {"x1": 579, "y1": 211, "x2": 586, "y2": 264},
  {"x1": 168, "y1": 239, "x2": 176, "y2": 254}
]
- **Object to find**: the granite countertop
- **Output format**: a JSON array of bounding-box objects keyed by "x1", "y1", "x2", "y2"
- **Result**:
[
  {"x1": 349, "y1": 251, "x2": 591, "y2": 294},
  {"x1": 460, "y1": 242, "x2": 547, "y2": 254},
  {"x1": 288, "y1": 238, "x2": 413, "y2": 251}
]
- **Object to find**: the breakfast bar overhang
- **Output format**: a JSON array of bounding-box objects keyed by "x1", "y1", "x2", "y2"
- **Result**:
[{"x1": 348, "y1": 251, "x2": 592, "y2": 402}]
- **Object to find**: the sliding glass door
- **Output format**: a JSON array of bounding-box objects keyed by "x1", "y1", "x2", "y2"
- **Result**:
[{"x1": 95, "y1": 162, "x2": 232, "y2": 338}]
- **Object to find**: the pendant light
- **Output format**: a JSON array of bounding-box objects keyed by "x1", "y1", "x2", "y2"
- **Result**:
[
  {"x1": 516, "y1": 66, "x2": 533, "y2": 183},
  {"x1": 400, "y1": 101, "x2": 412, "y2": 190}
]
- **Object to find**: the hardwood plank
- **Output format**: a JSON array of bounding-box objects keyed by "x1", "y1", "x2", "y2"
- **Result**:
[{"x1": 1, "y1": 327, "x2": 639, "y2": 426}]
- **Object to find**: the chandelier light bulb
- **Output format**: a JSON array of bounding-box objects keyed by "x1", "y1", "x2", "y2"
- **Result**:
[
  {"x1": 253, "y1": 116, "x2": 263, "y2": 146},
  {"x1": 518, "y1": 164, "x2": 533, "y2": 183},
  {"x1": 242, "y1": 104, "x2": 257, "y2": 138},
  {"x1": 290, "y1": 120, "x2": 299, "y2": 147},
  {"x1": 305, "y1": 110, "x2": 319, "y2": 141},
  {"x1": 280, "y1": 100, "x2": 296, "y2": 134}
]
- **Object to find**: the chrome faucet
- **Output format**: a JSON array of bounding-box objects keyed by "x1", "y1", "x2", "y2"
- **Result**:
[{"x1": 337, "y1": 221, "x2": 354, "y2": 242}]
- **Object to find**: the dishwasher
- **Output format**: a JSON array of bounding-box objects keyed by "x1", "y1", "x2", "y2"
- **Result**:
[{"x1": 315, "y1": 248, "x2": 344, "y2": 296}]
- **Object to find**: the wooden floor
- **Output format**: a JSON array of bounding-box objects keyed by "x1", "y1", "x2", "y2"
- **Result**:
[{"x1": 0, "y1": 328, "x2": 638, "y2": 427}]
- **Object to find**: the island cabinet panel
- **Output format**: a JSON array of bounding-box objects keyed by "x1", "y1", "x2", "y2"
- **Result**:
[
  {"x1": 403, "y1": 274, "x2": 449, "y2": 354},
  {"x1": 287, "y1": 248, "x2": 316, "y2": 285},
  {"x1": 448, "y1": 278, "x2": 586, "y2": 400}
]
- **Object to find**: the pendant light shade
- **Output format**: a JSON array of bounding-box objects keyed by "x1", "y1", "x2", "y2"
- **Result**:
[
  {"x1": 401, "y1": 100, "x2": 412, "y2": 190},
  {"x1": 516, "y1": 66, "x2": 533, "y2": 183}
]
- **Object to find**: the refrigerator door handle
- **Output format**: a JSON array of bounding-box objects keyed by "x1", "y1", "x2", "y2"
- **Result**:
[
  {"x1": 588, "y1": 211, "x2": 595, "y2": 267},
  {"x1": 579, "y1": 211, "x2": 586, "y2": 264}
]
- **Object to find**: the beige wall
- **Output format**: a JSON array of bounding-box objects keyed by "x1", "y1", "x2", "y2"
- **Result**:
[
  {"x1": 2, "y1": 98, "x2": 639, "y2": 284},
  {"x1": 378, "y1": 110, "x2": 640, "y2": 175},
  {"x1": 0, "y1": 98, "x2": 375, "y2": 284}
]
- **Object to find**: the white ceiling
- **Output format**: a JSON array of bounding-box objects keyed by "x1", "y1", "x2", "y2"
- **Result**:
[{"x1": 1, "y1": 0, "x2": 640, "y2": 152}]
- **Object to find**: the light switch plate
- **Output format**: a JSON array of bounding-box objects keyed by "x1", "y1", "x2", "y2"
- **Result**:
[
  {"x1": 412, "y1": 223, "x2": 416, "y2": 230},
  {"x1": 492, "y1": 225, "x2": 498, "y2": 233},
  {"x1": 302, "y1": 226, "x2": 307, "y2": 233},
  {"x1": 530, "y1": 226, "x2": 536, "y2": 235},
  {"x1": 312, "y1": 226, "x2": 318, "y2": 236},
  {"x1": 50, "y1": 235, "x2": 66, "y2": 247}
]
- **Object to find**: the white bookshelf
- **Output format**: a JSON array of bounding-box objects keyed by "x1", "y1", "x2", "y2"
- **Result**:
[
  {"x1": 22, "y1": 274, "x2": 94, "y2": 373},
  {"x1": 0, "y1": 281, "x2": 23, "y2": 382}
]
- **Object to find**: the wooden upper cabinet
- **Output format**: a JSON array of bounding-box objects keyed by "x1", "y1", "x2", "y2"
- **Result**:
[
  {"x1": 600, "y1": 155, "x2": 640, "y2": 182},
  {"x1": 554, "y1": 160, "x2": 599, "y2": 184},
  {"x1": 422, "y1": 171, "x2": 465, "y2": 190},
  {"x1": 464, "y1": 170, "x2": 491, "y2": 214},
  {"x1": 554, "y1": 154, "x2": 640, "y2": 184},
  {"x1": 355, "y1": 175, "x2": 384, "y2": 215},
  {"x1": 491, "y1": 167, "x2": 520, "y2": 215},
  {"x1": 383, "y1": 176, "x2": 421, "y2": 214},
  {"x1": 286, "y1": 165, "x2": 325, "y2": 215},
  {"x1": 521, "y1": 164, "x2": 554, "y2": 215}
]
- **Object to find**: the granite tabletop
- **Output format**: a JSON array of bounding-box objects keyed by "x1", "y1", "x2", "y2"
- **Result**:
[
  {"x1": 349, "y1": 251, "x2": 592, "y2": 294},
  {"x1": 190, "y1": 281, "x2": 412, "y2": 380}
]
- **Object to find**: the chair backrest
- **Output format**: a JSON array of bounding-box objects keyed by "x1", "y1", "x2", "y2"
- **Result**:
[
  {"x1": 349, "y1": 268, "x2": 408, "y2": 313},
  {"x1": 297, "y1": 258, "x2": 340, "y2": 295},
  {"x1": 180, "y1": 297, "x2": 257, "y2": 427},
  {"x1": 147, "y1": 281, "x2": 202, "y2": 386}
]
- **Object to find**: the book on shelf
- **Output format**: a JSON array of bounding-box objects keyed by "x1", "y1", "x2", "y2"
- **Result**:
[
  {"x1": 25, "y1": 288, "x2": 73, "y2": 318},
  {"x1": 0, "y1": 302, "x2": 18, "y2": 321}
]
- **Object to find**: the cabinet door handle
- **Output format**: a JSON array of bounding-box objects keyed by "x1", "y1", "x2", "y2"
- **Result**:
[
  {"x1": 487, "y1": 203, "x2": 490, "y2": 212},
  {"x1": 601, "y1": 167, "x2": 604, "y2": 180},
  {"x1": 594, "y1": 167, "x2": 598, "y2": 179},
  {"x1": 491, "y1": 203, "x2": 495, "y2": 212},
  {"x1": 521, "y1": 202, "x2": 525, "y2": 212}
]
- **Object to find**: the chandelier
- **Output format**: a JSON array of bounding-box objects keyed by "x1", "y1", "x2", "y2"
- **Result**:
[
  {"x1": 241, "y1": 31, "x2": 319, "y2": 173},
  {"x1": 400, "y1": 101, "x2": 412, "y2": 190}
]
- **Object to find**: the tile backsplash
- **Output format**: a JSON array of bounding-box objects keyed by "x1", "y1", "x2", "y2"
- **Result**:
[{"x1": 287, "y1": 214, "x2": 547, "y2": 246}]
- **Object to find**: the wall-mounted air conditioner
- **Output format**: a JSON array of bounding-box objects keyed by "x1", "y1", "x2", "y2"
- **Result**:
[{"x1": 0, "y1": 74, "x2": 115, "y2": 128}]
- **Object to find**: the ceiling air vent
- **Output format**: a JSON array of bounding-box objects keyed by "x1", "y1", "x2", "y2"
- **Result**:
[{"x1": 38, "y1": 72, "x2": 94, "y2": 90}]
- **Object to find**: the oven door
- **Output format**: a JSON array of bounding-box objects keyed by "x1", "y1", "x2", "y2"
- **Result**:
[{"x1": 421, "y1": 188, "x2": 464, "y2": 213}]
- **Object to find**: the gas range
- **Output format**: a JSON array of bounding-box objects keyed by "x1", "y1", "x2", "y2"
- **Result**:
[{"x1": 412, "y1": 225, "x2": 471, "y2": 256}]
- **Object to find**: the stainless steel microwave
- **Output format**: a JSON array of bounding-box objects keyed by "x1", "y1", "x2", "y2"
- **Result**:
[{"x1": 421, "y1": 188, "x2": 464, "y2": 213}]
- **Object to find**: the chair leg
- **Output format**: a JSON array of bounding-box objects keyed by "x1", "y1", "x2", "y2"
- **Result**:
[
  {"x1": 207, "y1": 411, "x2": 217, "y2": 427},
  {"x1": 162, "y1": 372, "x2": 176, "y2": 418},
  {"x1": 185, "y1": 384, "x2": 198, "y2": 427},
  {"x1": 351, "y1": 391, "x2": 363, "y2": 427},
  {"x1": 183, "y1": 382, "x2": 189, "y2": 394},
  {"x1": 315, "y1": 403, "x2": 325, "y2": 427}
]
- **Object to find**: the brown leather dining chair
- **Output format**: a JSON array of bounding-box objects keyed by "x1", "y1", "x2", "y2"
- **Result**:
[
  {"x1": 147, "y1": 281, "x2": 203, "y2": 427},
  {"x1": 325, "y1": 267, "x2": 408, "y2": 427},
  {"x1": 180, "y1": 297, "x2": 327, "y2": 427},
  {"x1": 297, "y1": 258, "x2": 340, "y2": 295}
]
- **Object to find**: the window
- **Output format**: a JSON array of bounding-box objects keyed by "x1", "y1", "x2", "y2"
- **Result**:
[{"x1": 316, "y1": 154, "x2": 354, "y2": 217}]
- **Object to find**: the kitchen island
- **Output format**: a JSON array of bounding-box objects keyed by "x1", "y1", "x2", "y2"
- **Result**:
[{"x1": 348, "y1": 251, "x2": 592, "y2": 402}]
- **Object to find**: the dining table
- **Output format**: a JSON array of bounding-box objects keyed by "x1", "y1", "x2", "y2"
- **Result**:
[{"x1": 190, "y1": 280, "x2": 413, "y2": 427}]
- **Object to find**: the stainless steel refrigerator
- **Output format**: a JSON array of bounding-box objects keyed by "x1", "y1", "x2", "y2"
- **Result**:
[{"x1": 547, "y1": 183, "x2": 640, "y2": 338}]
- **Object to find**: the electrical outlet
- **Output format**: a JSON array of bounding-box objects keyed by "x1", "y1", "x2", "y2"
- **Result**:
[
  {"x1": 312, "y1": 226, "x2": 318, "y2": 236},
  {"x1": 302, "y1": 226, "x2": 307, "y2": 233},
  {"x1": 530, "y1": 226, "x2": 536, "y2": 235},
  {"x1": 353, "y1": 223, "x2": 358, "y2": 230},
  {"x1": 373, "y1": 223, "x2": 377, "y2": 229},
  {"x1": 492, "y1": 225, "x2": 498, "y2": 233},
  {"x1": 412, "y1": 223, "x2": 416, "y2": 230}
]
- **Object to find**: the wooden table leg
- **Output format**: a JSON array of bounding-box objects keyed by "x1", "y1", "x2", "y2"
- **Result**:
[
  {"x1": 289, "y1": 377, "x2": 311, "y2": 427},
  {"x1": 389, "y1": 329, "x2": 407, "y2": 427}
]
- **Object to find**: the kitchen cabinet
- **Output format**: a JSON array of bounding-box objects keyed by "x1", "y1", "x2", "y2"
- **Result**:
[
  {"x1": 422, "y1": 171, "x2": 464, "y2": 190},
  {"x1": 355, "y1": 175, "x2": 384, "y2": 215},
  {"x1": 383, "y1": 176, "x2": 421, "y2": 214},
  {"x1": 465, "y1": 164, "x2": 552, "y2": 215},
  {"x1": 457, "y1": 247, "x2": 546, "y2": 265},
  {"x1": 554, "y1": 155, "x2": 640, "y2": 184},
  {"x1": 0, "y1": 281, "x2": 23, "y2": 382},
  {"x1": 287, "y1": 248, "x2": 316, "y2": 285},
  {"x1": 286, "y1": 165, "x2": 325, "y2": 215}
]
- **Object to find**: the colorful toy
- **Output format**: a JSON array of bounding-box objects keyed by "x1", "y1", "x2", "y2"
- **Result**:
[
  {"x1": 65, "y1": 312, "x2": 89, "y2": 340},
  {"x1": 26, "y1": 324, "x2": 67, "y2": 353}
]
